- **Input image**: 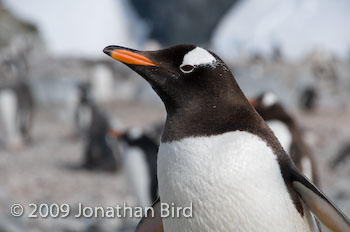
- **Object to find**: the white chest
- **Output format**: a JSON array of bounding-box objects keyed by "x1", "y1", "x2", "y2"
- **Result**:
[
  {"x1": 267, "y1": 120, "x2": 292, "y2": 153},
  {"x1": 0, "y1": 89, "x2": 22, "y2": 147},
  {"x1": 157, "y1": 131, "x2": 310, "y2": 232}
]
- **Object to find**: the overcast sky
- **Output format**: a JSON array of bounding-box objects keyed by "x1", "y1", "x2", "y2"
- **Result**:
[
  {"x1": 3, "y1": 0, "x2": 350, "y2": 60},
  {"x1": 3, "y1": 0, "x2": 141, "y2": 57}
]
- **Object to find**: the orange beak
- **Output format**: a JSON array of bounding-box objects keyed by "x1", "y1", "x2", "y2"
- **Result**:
[
  {"x1": 108, "y1": 128, "x2": 123, "y2": 139},
  {"x1": 248, "y1": 98, "x2": 258, "y2": 107},
  {"x1": 103, "y1": 46, "x2": 157, "y2": 66}
]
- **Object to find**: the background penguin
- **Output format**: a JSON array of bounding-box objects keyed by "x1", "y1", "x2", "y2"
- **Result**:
[
  {"x1": 299, "y1": 86, "x2": 318, "y2": 112},
  {"x1": 250, "y1": 92, "x2": 319, "y2": 186},
  {"x1": 13, "y1": 80, "x2": 34, "y2": 143},
  {"x1": 109, "y1": 127, "x2": 159, "y2": 207},
  {"x1": 75, "y1": 81, "x2": 94, "y2": 140},
  {"x1": 0, "y1": 55, "x2": 35, "y2": 146},
  {"x1": 0, "y1": 85, "x2": 22, "y2": 149},
  {"x1": 82, "y1": 105, "x2": 121, "y2": 172},
  {"x1": 11, "y1": 54, "x2": 35, "y2": 143},
  {"x1": 104, "y1": 44, "x2": 350, "y2": 232},
  {"x1": 74, "y1": 84, "x2": 121, "y2": 172}
]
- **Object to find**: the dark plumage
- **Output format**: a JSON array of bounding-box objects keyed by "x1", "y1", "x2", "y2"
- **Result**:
[
  {"x1": 82, "y1": 106, "x2": 121, "y2": 172},
  {"x1": 75, "y1": 83, "x2": 121, "y2": 172},
  {"x1": 299, "y1": 87, "x2": 318, "y2": 112},
  {"x1": 13, "y1": 81, "x2": 34, "y2": 141}
]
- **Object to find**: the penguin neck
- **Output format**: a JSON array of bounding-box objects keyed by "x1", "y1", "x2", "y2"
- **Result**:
[
  {"x1": 162, "y1": 91, "x2": 266, "y2": 143},
  {"x1": 270, "y1": 107, "x2": 296, "y2": 133}
]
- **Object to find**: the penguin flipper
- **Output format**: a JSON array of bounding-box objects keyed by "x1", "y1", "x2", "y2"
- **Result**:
[
  {"x1": 136, "y1": 197, "x2": 164, "y2": 232},
  {"x1": 291, "y1": 168, "x2": 350, "y2": 232}
]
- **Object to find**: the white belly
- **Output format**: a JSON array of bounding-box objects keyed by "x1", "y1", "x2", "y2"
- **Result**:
[
  {"x1": 123, "y1": 147, "x2": 151, "y2": 208},
  {"x1": 157, "y1": 131, "x2": 310, "y2": 232},
  {"x1": 0, "y1": 90, "x2": 22, "y2": 147}
]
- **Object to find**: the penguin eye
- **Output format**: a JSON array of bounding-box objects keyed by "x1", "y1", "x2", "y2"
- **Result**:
[{"x1": 180, "y1": 64, "x2": 194, "y2": 73}]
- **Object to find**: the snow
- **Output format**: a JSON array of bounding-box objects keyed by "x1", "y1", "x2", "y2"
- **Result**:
[
  {"x1": 212, "y1": 0, "x2": 350, "y2": 61},
  {"x1": 2, "y1": 0, "x2": 146, "y2": 57}
]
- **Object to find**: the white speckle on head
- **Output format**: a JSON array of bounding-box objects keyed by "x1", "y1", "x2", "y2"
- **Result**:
[
  {"x1": 262, "y1": 92, "x2": 278, "y2": 107},
  {"x1": 126, "y1": 127, "x2": 143, "y2": 140},
  {"x1": 181, "y1": 47, "x2": 216, "y2": 67}
]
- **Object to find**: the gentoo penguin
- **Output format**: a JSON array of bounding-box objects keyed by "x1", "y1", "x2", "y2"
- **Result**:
[
  {"x1": 2, "y1": 56, "x2": 35, "y2": 143},
  {"x1": 73, "y1": 81, "x2": 121, "y2": 171},
  {"x1": 82, "y1": 103, "x2": 121, "y2": 172},
  {"x1": 103, "y1": 44, "x2": 350, "y2": 232},
  {"x1": 109, "y1": 127, "x2": 159, "y2": 205},
  {"x1": 13, "y1": 80, "x2": 35, "y2": 142},
  {"x1": 0, "y1": 85, "x2": 22, "y2": 149},
  {"x1": 299, "y1": 86, "x2": 318, "y2": 112},
  {"x1": 75, "y1": 82, "x2": 93, "y2": 140},
  {"x1": 249, "y1": 92, "x2": 319, "y2": 186}
]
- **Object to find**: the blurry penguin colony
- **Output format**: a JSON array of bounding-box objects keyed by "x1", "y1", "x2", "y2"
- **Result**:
[
  {"x1": 1, "y1": 39, "x2": 350, "y2": 213},
  {"x1": 74, "y1": 79, "x2": 160, "y2": 206}
]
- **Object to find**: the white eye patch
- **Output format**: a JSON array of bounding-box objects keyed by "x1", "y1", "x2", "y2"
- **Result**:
[
  {"x1": 262, "y1": 92, "x2": 278, "y2": 107},
  {"x1": 181, "y1": 47, "x2": 216, "y2": 68},
  {"x1": 126, "y1": 127, "x2": 143, "y2": 140}
]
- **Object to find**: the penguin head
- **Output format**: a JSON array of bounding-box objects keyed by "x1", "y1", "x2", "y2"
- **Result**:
[
  {"x1": 103, "y1": 45, "x2": 242, "y2": 112},
  {"x1": 249, "y1": 92, "x2": 291, "y2": 123},
  {"x1": 254, "y1": 92, "x2": 279, "y2": 109},
  {"x1": 249, "y1": 92, "x2": 279, "y2": 113}
]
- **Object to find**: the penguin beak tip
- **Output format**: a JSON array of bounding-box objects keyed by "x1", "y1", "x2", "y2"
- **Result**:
[
  {"x1": 103, "y1": 45, "x2": 157, "y2": 66},
  {"x1": 103, "y1": 46, "x2": 113, "y2": 56}
]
